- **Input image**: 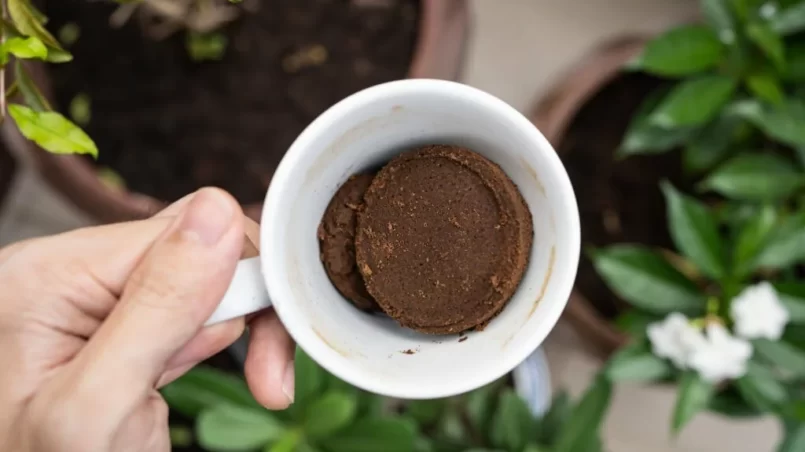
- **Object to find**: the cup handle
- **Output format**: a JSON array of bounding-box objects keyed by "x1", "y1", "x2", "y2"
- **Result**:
[{"x1": 205, "y1": 256, "x2": 272, "y2": 326}]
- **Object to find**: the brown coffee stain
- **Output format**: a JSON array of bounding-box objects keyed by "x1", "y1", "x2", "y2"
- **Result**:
[
  {"x1": 519, "y1": 156, "x2": 545, "y2": 195},
  {"x1": 529, "y1": 245, "x2": 556, "y2": 318},
  {"x1": 313, "y1": 327, "x2": 350, "y2": 357}
]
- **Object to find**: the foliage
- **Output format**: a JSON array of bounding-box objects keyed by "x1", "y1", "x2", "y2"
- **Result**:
[
  {"x1": 593, "y1": 0, "x2": 805, "y2": 449},
  {"x1": 0, "y1": 0, "x2": 97, "y2": 156},
  {"x1": 161, "y1": 348, "x2": 612, "y2": 452}
]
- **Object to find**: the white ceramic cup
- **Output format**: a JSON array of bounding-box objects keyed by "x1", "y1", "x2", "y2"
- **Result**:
[{"x1": 205, "y1": 79, "x2": 580, "y2": 399}]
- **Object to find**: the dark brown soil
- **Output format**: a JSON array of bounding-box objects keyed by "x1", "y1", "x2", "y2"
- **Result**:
[
  {"x1": 42, "y1": 0, "x2": 419, "y2": 205},
  {"x1": 355, "y1": 145, "x2": 533, "y2": 334},
  {"x1": 559, "y1": 73, "x2": 688, "y2": 319}
]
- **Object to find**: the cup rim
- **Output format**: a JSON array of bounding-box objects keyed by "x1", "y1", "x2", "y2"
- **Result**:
[{"x1": 260, "y1": 79, "x2": 580, "y2": 398}]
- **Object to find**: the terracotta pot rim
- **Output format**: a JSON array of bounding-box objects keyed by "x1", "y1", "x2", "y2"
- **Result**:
[
  {"x1": 5, "y1": 0, "x2": 470, "y2": 223},
  {"x1": 529, "y1": 35, "x2": 652, "y2": 359}
]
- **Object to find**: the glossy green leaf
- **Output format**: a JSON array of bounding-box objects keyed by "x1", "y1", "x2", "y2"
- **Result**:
[
  {"x1": 630, "y1": 25, "x2": 723, "y2": 76},
  {"x1": 15, "y1": 61, "x2": 50, "y2": 112},
  {"x1": 591, "y1": 245, "x2": 705, "y2": 314},
  {"x1": 405, "y1": 399, "x2": 445, "y2": 426},
  {"x1": 8, "y1": 104, "x2": 97, "y2": 157},
  {"x1": 771, "y1": 1, "x2": 805, "y2": 35},
  {"x1": 160, "y1": 366, "x2": 262, "y2": 418},
  {"x1": 324, "y1": 418, "x2": 416, "y2": 452},
  {"x1": 303, "y1": 392, "x2": 357, "y2": 439},
  {"x1": 732, "y1": 204, "x2": 776, "y2": 278},
  {"x1": 747, "y1": 21, "x2": 785, "y2": 69},
  {"x1": 534, "y1": 391, "x2": 572, "y2": 445},
  {"x1": 618, "y1": 86, "x2": 692, "y2": 156},
  {"x1": 701, "y1": 153, "x2": 802, "y2": 202},
  {"x1": 605, "y1": 342, "x2": 674, "y2": 382},
  {"x1": 197, "y1": 405, "x2": 285, "y2": 451},
  {"x1": 746, "y1": 72, "x2": 784, "y2": 105},
  {"x1": 554, "y1": 376, "x2": 611, "y2": 452},
  {"x1": 779, "y1": 424, "x2": 805, "y2": 452},
  {"x1": 755, "y1": 212, "x2": 805, "y2": 269},
  {"x1": 649, "y1": 76, "x2": 737, "y2": 128},
  {"x1": 735, "y1": 361, "x2": 788, "y2": 413},
  {"x1": 754, "y1": 338, "x2": 805, "y2": 377},
  {"x1": 490, "y1": 390, "x2": 534, "y2": 451},
  {"x1": 731, "y1": 99, "x2": 805, "y2": 147},
  {"x1": 672, "y1": 372, "x2": 714, "y2": 434},
  {"x1": 0, "y1": 36, "x2": 46, "y2": 61},
  {"x1": 682, "y1": 114, "x2": 739, "y2": 172},
  {"x1": 661, "y1": 182, "x2": 725, "y2": 279},
  {"x1": 775, "y1": 283, "x2": 805, "y2": 324},
  {"x1": 7, "y1": 0, "x2": 71, "y2": 63}
]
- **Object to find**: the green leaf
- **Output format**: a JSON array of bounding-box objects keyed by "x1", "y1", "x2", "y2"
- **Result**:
[
  {"x1": 324, "y1": 418, "x2": 416, "y2": 452},
  {"x1": 672, "y1": 372, "x2": 714, "y2": 434},
  {"x1": 683, "y1": 114, "x2": 739, "y2": 172},
  {"x1": 771, "y1": 1, "x2": 805, "y2": 35},
  {"x1": 160, "y1": 366, "x2": 262, "y2": 418},
  {"x1": 775, "y1": 283, "x2": 805, "y2": 324},
  {"x1": 523, "y1": 444, "x2": 551, "y2": 452},
  {"x1": 294, "y1": 347, "x2": 324, "y2": 411},
  {"x1": 14, "y1": 61, "x2": 50, "y2": 112},
  {"x1": 778, "y1": 423, "x2": 805, "y2": 452},
  {"x1": 746, "y1": 72, "x2": 784, "y2": 105},
  {"x1": 554, "y1": 376, "x2": 611, "y2": 452},
  {"x1": 735, "y1": 360, "x2": 788, "y2": 413},
  {"x1": 266, "y1": 430, "x2": 302, "y2": 452},
  {"x1": 7, "y1": 0, "x2": 70, "y2": 63},
  {"x1": 661, "y1": 182, "x2": 725, "y2": 279},
  {"x1": 708, "y1": 387, "x2": 763, "y2": 418},
  {"x1": 405, "y1": 399, "x2": 446, "y2": 426},
  {"x1": 700, "y1": 153, "x2": 802, "y2": 202},
  {"x1": 169, "y1": 426, "x2": 193, "y2": 448},
  {"x1": 68, "y1": 93, "x2": 91, "y2": 126},
  {"x1": 618, "y1": 87, "x2": 693, "y2": 156},
  {"x1": 754, "y1": 338, "x2": 805, "y2": 377},
  {"x1": 534, "y1": 391, "x2": 572, "y2": 446},
  {"x1": 649, "y1": 76, "x2": 737, "y2": 128},
  {"x1": 701, "y1": 0, "x2": 736, "y2": 40},
  {"x1": 591, "y1": 245, "x2": 705, "y2": 314},
  {"x1": 732, "y1": 204, "x2": 776, "y2": 278},
  {"x1": 465, "y1": 379, "x2": 505, "y2": 438},
  {"x1": 436, "y1": 405, "x2": 470, "y2": 446},
  {"x1": 490, "y1": 390, "x2": 534, "y2": 451},
  {"x1": 731, "y1": 99, "x2": 805, "y2": 147},
  {"x1": 303, "y1": 391, "x2": 357, "y2": 439},
  {"x1": 186, "y1": 31, "x2": 228, "y2": 62},
  {"x1": 613, "y1": 311, "x2": 661, "y2": 336},
  {"x1": 197, "y1": 405, "x2": 286, "y2": 451},
  {"x1": 1, "y1": 36, "x2": 46, "y2": 61},
  {"x1": 605, "y1": 342, "x2": 674, "y2": 382},
  {"x1": 755, "y1": 212, "x2": 805, "y2": 269},
  {"x1": 8, "y1": 104, "x2": 97, "y2": 157},
  {"x1": 746, "y1": 21, "x2": 785, "y2": 70},
  {"x1": 630, "y1": 25, "x2": 723, "y2": 76}
]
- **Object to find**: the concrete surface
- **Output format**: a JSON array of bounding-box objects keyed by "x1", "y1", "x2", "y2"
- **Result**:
[{"x1": 0, "y1": 0, "x2": 780, "y2": 450}]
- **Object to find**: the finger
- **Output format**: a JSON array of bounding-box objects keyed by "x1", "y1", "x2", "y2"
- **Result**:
[
  {"x1": 155, "y1": 362, "x2": 196, "y2": 388},
  {"x1": 153, "y1": 191, "x2": 197, "y2": 219},
  {"x1": 164, "y1": 317, "x2": 245, "y2": 370},
  {"x1": 244, "y1": 310, "x2": 295, "y2": 409},
  {"x1": 72, "y1": 188, "x2": 244, "y2": 401}
]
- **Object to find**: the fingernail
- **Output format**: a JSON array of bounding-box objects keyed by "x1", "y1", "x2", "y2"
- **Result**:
[
  {"x1": 179, "y1": 188, "x2": 235, "y2": 245},
  {"x1": 282, "y1": 361, "x2": 295, "y2": 404}
]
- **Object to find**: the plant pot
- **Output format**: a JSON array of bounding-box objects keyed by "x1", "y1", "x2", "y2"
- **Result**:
[
  {"x1": 4, "y1": 0, "x2": 470, "y2": 223},
  {"x1": 531, "y1": 36, "x2": 686, "y2": 359}
]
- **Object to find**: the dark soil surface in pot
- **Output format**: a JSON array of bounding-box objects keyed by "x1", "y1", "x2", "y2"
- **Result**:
[
  {"x1": 560, "y1": 73, "x2": 688, "y2": 320},
  {"x1": 43, "y1": 0, "x2": 418, "y2": 204}
]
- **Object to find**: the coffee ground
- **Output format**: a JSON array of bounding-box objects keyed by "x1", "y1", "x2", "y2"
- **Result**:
[
  {"x1": 318, "y1": 174, "x2": 378, "y2": 311},
  {"x1": 355, "y1": 145, "x2": 533, "y2": 334}
]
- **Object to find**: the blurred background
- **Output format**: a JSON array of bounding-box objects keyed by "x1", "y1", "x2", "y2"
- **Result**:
[{"x1": 0, "y1": 0, "x2": 796, "y2": 450}]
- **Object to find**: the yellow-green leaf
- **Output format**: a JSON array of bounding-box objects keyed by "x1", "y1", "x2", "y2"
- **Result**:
[
  {"x1": 8, "y1": 103, "x2": 97, "y2": 157},
  {"x1": 746, "y1": 21, "x2": 785, "y2": 70},
  {"x1": 746, "y1": 72, "x2": 784, "y2": 105},
  {"x1": 7, "y1": 0, "x2": 63, "y2": 50},
  {"x1": 1, "y1": 36, "x2": 46, "y2": 60}
]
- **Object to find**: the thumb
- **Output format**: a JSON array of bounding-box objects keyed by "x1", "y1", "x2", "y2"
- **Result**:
[{"x1": 72, "y1": 188, "x2": 245, "y2": 399}]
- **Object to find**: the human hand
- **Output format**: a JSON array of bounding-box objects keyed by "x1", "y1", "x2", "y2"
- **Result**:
[{"x1": 0, "y1": 188, "x2": 294, "y2": 452}]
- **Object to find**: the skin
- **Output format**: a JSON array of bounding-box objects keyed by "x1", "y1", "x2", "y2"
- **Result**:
[{"x1": 0, "y1": 187, "x2": 294, "y2": 452}]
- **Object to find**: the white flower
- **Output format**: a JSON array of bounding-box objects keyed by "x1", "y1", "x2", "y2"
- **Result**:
[
  {"x1": 688, "y1": 323, "x2": 752, "y2": 383},
  {"x1": 730, "y1": 282, "x2": 790, "y2": 340},
  {"x1": 647, "y1": 313, "x2": 706, "y2": 368}
]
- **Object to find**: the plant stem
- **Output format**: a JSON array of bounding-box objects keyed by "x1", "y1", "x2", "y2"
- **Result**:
[{"x1": 0, "y1": 0, "x2": 7, "y2": 121}]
